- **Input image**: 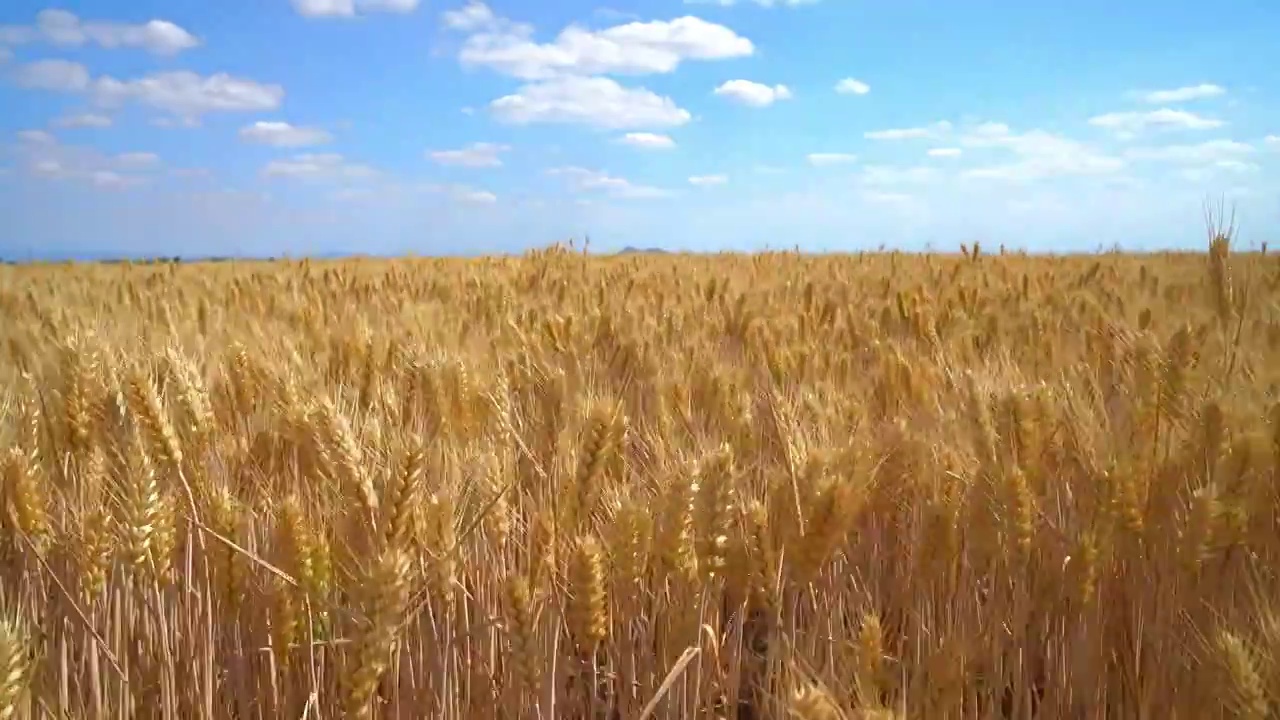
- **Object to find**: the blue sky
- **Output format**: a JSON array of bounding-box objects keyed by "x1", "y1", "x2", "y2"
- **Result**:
[{"x1": 1, "y1": 0, "x2": 1278, "y2": 258}]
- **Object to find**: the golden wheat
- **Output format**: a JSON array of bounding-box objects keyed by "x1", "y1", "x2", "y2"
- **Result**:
[{"x1": 0, "y1": 239, "x2": 1277, "y2": 718}]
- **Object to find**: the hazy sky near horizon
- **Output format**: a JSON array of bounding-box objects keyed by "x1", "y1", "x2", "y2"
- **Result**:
[{"x1": 1, "y1": 0, "x2": 1278, "y2": 258}]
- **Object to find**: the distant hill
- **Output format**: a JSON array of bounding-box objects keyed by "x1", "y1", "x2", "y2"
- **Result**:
[{"x1": 619, "y1": 246, "x2": 668, "y2": 255}]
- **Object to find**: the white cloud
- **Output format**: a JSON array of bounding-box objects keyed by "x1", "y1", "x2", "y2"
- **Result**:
[
  {"x1": 834, "y1": 78, "x2": 869, "y2": 95},
  {"x1": 13, "y1": 132, "x2": 156, "y2": 189},
  {"x1": 10, "y1": 59, "x2": 90, "y2": 91},
  {"x1": 262, "y1": 153, "x2": 378, "y2": 181},
  {"x1": 94, "y1": 71, "x2": 285, "y2": 121},
  {"x1": 442, "y1": 2, "x2": 500, "y2": 30},
  {"x1": 53, "y1": 112, "x2": 113, "y2": 128},
  {"x1": 619, "y1": 132, "x2": 676, "y2": 149},
  {"x1": 490, "y1": 75, "x2": 691, "y2": 129},
  {"x1": 713, "y1": 79, "x2": 791, "y2": 107},
  {"x1": 1136, "y1": 83, "x2": 1225, "y2": 104},
  {"x1": 547, "y1": 166, "x2": 672, "y2": 198},
  {"x1": 960, "y1": 122, "x2": 1125, "y2": 181},
  {"x1": 806, "y1": 152, "x2": 857, "y2": 166},
  {"x1": 1088, "y1": 108, "x2": 1223, "y2": 138},
  {"x1": 1264, "y1": 135, "x2": 1279, "y2": 148},
  {"x1": 450, "y1": 5, "x2": 753, "y2": 80},
  {"x1": 864, "y1": 121, "x2": 952, "y2": 141},
  {"x1": 292, "y1": 0, "x2": 421, "y2": 18},
  {"x1": 1124, "y1": 139, "x2": 1254, "y2": 164},
  {"x1": 0, "y1": 10, "x2": 199, "y2": 55},
  {"x1": 293, "y1": 0, "x2": 356, "y2": 17},
  {"x1": 428, "y1": 141, "x2": 511, "y2": 167},
  {"x1": 689, "y1": 174, "x2": 728, "y2": 186},
  {"x1": 239, "y1": 121, "x2": 334, "y2": 147},
  {"x1": 927, "y1": 147, "x2": 962, "y2": 158}
]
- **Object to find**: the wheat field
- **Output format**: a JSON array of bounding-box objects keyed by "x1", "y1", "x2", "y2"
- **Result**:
[{"x1": 1, "y1": 237, "x2": 1279, "y2": 719}]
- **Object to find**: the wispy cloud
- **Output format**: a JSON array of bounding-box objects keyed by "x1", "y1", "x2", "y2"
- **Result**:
[
  {"x1": 834, "y1": 77, "x2": 869, "y2": 95},
  {"x1": 547, "y1": 166, "x2": 673, "y2": 198},
  {"x1": 428, "y1": 141, "x2": 511, "y2": 167},
  {"x1": 864, "y1": 121, "x2": 952, "y2": 141},
  {"x1": 239, "y1": 121, "x2": 334, "y2": 147},
  {"x1": 1088, "y1": 108, "x2": 1223, "y2": 138},
  {"x1": 1133, "y1": 83, "x2": 1226, "y2": 104}
]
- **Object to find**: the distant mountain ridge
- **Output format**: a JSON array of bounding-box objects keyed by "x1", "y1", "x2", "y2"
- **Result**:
[{"x1": 619, "y1": 246, "x2": 668, "y2": 255}]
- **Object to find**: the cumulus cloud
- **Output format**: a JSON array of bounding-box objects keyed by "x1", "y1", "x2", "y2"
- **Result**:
[
  {"x1": 619, "y1": 132, "x2": 676, "y2": 149},
  {"x1": 960, "y1": 122, "x2": 1125, "y2": 181},
  {"x1": 10, "y1": 59, "x2": 91, "y2": 91},
  {"x1": 490, "y1": 75, "x2": 691, "y2": 129},
  {"x1": 0, "y1": 9, "x2": 199, "y2": 55},
  {"x1": 12, "y1": 66, "x2": 285, "y2": 123},
  {"x1": 864, "y1": 121, "x2": 952, "y2": 141},
  {"x1": 428, "y1": 141, "x2": 511, "y2": 167},
  {"x1": 94, "y1": 71, "x2": 285, "y2": 121},
  {"x1": 441, "y1": 4, "x2": 746, "y2": 130},
  {"x1": 927, "y1": 147, "x2": 962, "y2": 158},
  {"x1": 547, "y1": 166, "x2": 672, "y2": 198},
  {"x1": 291, "y1": 0, "x2": 421, "y2": 18},
  {"x1": 1135, "y1": 83, "x2": 1226, "y2": 104},
  {"x1": 1088, "y1": 108, "x2": 1224, "y2": 138},
  {"x1": 688, "y1": 174, "x2": 728, "y2": 186},
  {"x1": 713, "y1": 79, "x2": 791, "y2": 107},
  {"x1": 239, "y1": 121, "x2": 334, "y2": 147},
  {"x1": 834, "y1": 78, "x2": 869, "y2": 95},
  {"x1": 806, "y1": 153, "x2": 857, "y2": 167},
  {"x1": 441, "y1": 2, "x2": 502, "y2": 31},
  {"x1": 261, "y1": 153, "x2": 378, "y2": 181},
  {"x1": 447, "y1": 4, "x2": 753, "y2": 80},
  {"x1": 12, "y1": 131, "x2": 158, "y2": 188}
]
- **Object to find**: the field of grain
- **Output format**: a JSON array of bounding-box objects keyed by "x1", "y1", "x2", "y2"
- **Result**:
[{"x1": 1, "y1": 238, "x2": 1279, "y2": 719}]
